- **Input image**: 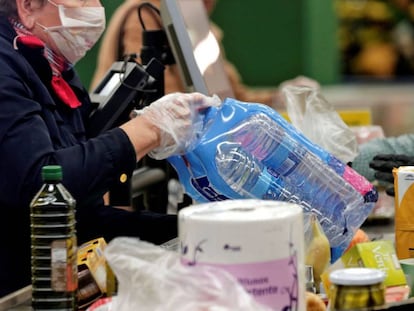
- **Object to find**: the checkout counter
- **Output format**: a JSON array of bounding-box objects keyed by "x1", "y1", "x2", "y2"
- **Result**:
[
  {"x1": 2, "y1": 83, "x2": 414, "y2": 310},
  {"x1": 0, "y1": 286, "x2": 31, "y2": 311}
]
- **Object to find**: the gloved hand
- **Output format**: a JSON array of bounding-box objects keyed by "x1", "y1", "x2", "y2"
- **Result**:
[
  {"x1": 369, "y1": 154, "x2": 414, "y2": 196},
  {"x1": 139, "y1": 92, "x2": 221, "y2": 160}
]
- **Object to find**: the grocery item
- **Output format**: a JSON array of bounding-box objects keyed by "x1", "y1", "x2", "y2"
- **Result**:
[
  {"x1": 179, "y1": 199, "x2": 305, "y2": 310},
  {"x1": 30, "y1": 165, "x2": 78, "y2": 310},
  {"x1": 335, "y1": 240, "x2": 407, "y2": 287},
  {"x1": 305, "y1": 291, "x2": 327, "y2": 311},
  {"x1": 345, "y1": 228, "x2": 370, "y2": 252},
  {"x1": 321, "y1": 240, "x2": 409, "y2": 304},
  {"x1": 77, "y1": 238, "x2": 116, "y2": 309},
  {"x1": 168, "y1": 98, "x2": 377, "y2": 258},
  {"x1": 328, "y1": 268, "x2": 385, "y2": 310},
  {"x1": 393, "y1": 166, "x2": 414, "y2": 259},
  {"x1": 399, "y1": 258, "x2": 414, "y2": 297},
  {"x1": 305, "y1": 214, "x2": 331, "y2": 290},
  {"x1": 305, "y1": 265, "x2": 317, "y2": 294}
]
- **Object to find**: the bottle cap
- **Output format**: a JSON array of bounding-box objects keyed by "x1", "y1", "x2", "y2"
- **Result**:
[
  {"x1": 42, "y1": 165, "x2": 63, "y2": 181},
  {"x1": 329, "y1": 268, "x2": 385, "y2": 286}
]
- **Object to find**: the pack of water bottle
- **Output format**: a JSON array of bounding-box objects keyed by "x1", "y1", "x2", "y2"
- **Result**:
[{"x1": 168, "y1": 98, "x2": 378, "y2": 258}]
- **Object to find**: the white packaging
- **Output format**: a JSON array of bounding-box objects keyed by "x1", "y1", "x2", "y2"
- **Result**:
[{"x1": 178, "y1": 199, "x2": 305, "y2": 310}]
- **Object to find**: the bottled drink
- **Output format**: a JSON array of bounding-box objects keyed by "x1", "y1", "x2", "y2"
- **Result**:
[
  {"x1": 215, "y1": 113, "x2": 367, "y2": 250},
  {"x1": 168, "y1": 98, "x2": 378, "y2": 259},
  {"x1": 30, "y1": 165, "x2": 78, "y2": 310}
]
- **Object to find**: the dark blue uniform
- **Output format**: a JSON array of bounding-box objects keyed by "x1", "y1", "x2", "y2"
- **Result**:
[{"x1": 0, "y1": 15, "x2": 177, "y2": 297}]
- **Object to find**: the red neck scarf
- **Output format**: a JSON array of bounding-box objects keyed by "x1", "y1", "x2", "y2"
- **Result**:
[{"x1": 11, "y1": 19, "x2": 81, "y2": 109}]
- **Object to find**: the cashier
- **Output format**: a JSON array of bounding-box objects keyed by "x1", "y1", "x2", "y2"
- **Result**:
[{"x1": 0, "y1": 0, "x2": 218, "y2": 297}]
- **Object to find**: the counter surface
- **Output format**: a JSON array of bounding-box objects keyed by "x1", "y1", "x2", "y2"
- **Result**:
[{"x1": 0, "y1": 221, "x2": 397, "y2": 311}]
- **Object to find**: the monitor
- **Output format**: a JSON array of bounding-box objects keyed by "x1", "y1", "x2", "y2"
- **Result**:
[
  {"x1": 88, "y1": 61, "x2": 154, "y2": 137},
  {"x1": 160, "y1": 0, "x2": 234, "y2": 100}
]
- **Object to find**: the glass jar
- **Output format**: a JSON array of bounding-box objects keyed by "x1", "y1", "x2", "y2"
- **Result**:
[{"x1": 329, "y1": 267, "x2": 386, "y2": 310}]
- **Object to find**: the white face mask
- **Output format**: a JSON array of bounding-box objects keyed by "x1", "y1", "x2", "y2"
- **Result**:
[{"x1": 38, "y1": 0, "x2": 106, "y2": 64}]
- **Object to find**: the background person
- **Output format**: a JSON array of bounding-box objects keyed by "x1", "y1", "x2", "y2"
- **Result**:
[
  {"x1": 351, "y1": 134, "x2": 414, "y2": 189},
  {"x1": 90, "y1": 0, "x2": 318, "y2": 108}
]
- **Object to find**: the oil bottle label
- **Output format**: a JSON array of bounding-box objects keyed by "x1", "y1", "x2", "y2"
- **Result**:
[{"x1": 51, "y1": 237, "x2": 78, "y2": 292}]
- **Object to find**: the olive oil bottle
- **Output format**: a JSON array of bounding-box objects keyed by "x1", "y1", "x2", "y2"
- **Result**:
[{"x1": 30, "y1": 165, "x2": 78, "y2": 310}]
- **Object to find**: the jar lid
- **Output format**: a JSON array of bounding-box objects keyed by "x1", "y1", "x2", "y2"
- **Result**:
[{"x1": 329, "y1": 268, "x2": 385, "y2": 286}]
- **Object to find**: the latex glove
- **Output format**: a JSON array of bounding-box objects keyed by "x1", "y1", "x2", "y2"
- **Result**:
[
  {"x1": 139, "y1": 92, "x2": 221, "y2": 160},
  {"x1": 369, "y1": 154, "x2": 414, "y2": 196}
]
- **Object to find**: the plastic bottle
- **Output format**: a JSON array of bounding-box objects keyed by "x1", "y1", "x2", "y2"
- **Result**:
[
  {"x1": 30, "y1": 165, "x2": 78, "y2": 310},
  {"x1": 168, "y1": 98, "x2": 377, "y2": 260},
  {"x1": 215, "y1": 142, "x2": 292, "y2": 202},
  {"x1": 215, "y1": 113, "x2": 366, "y2": 250}
]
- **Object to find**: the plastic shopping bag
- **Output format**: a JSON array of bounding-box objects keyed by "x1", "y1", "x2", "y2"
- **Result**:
[
  {"x1": 103, "y1": 237, "x2": 272, "y2": 311},
  {"x1": 282, "y1": 85, "x2": 358, "y2": 163}
]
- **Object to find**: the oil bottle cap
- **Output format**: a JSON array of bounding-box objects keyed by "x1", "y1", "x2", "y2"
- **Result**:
[
  {"x1": 42, "y1": 165, "x2": 63, "y2": 181},
  {"x1": 329, "y1": 268, "x2": 385, "y2": 286}
]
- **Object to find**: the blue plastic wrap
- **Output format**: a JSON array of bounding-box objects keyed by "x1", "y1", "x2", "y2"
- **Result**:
[{"x1": 168, "y1": 98, "x2": 378, "y2": 260}]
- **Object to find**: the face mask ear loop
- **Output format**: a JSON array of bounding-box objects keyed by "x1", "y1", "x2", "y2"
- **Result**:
[
  {"x1": 47, "y1": 0, "x2": 59, "y2": 8},
  {"x1": 35, "y1": 22, "x2": 48, "y2": 31},
  {"x1": 13, "y1": 35, "x2": 21, "y2": 50},
  {"x1": 35, "y1": 0, "x2": 61, "y2": 31}
]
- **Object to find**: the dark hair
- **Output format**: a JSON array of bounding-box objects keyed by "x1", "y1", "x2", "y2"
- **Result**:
[
  {"x1": 0, "y1": 0, "x2": 46, "y2": 18},
  {"x1": 0, "y1": 0, "x2": 18, "y2": 17}
]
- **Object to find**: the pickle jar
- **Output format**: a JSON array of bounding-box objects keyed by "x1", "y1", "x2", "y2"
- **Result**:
[{"x1": 329, "y1": 267, "x2": 386, "y2": 310}]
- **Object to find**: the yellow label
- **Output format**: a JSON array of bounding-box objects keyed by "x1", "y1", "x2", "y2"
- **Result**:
[
  {"x1": 341, "y1": 240, "x2": 406, "y2": 287},
  {"x1": 338, "y1": 110, "x2": 372, "y2": 126}
]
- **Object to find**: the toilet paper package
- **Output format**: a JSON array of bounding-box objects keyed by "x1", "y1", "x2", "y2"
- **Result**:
[{"x1": 179, "y1": 199, "x2": 305, "y2": 311}]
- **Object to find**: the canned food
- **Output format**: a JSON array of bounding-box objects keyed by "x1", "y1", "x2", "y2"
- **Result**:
[{"x1": 329, "y1": 268, "x2": 386, "y2": 310}]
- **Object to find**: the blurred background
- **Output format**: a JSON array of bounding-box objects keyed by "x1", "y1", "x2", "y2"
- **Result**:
[
  {"x1": 76, "y1": 0, "x2": 414, "y2": 136},
  {"x1": 77, "y1": 0, "x2": 338, "y2": 88}
]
